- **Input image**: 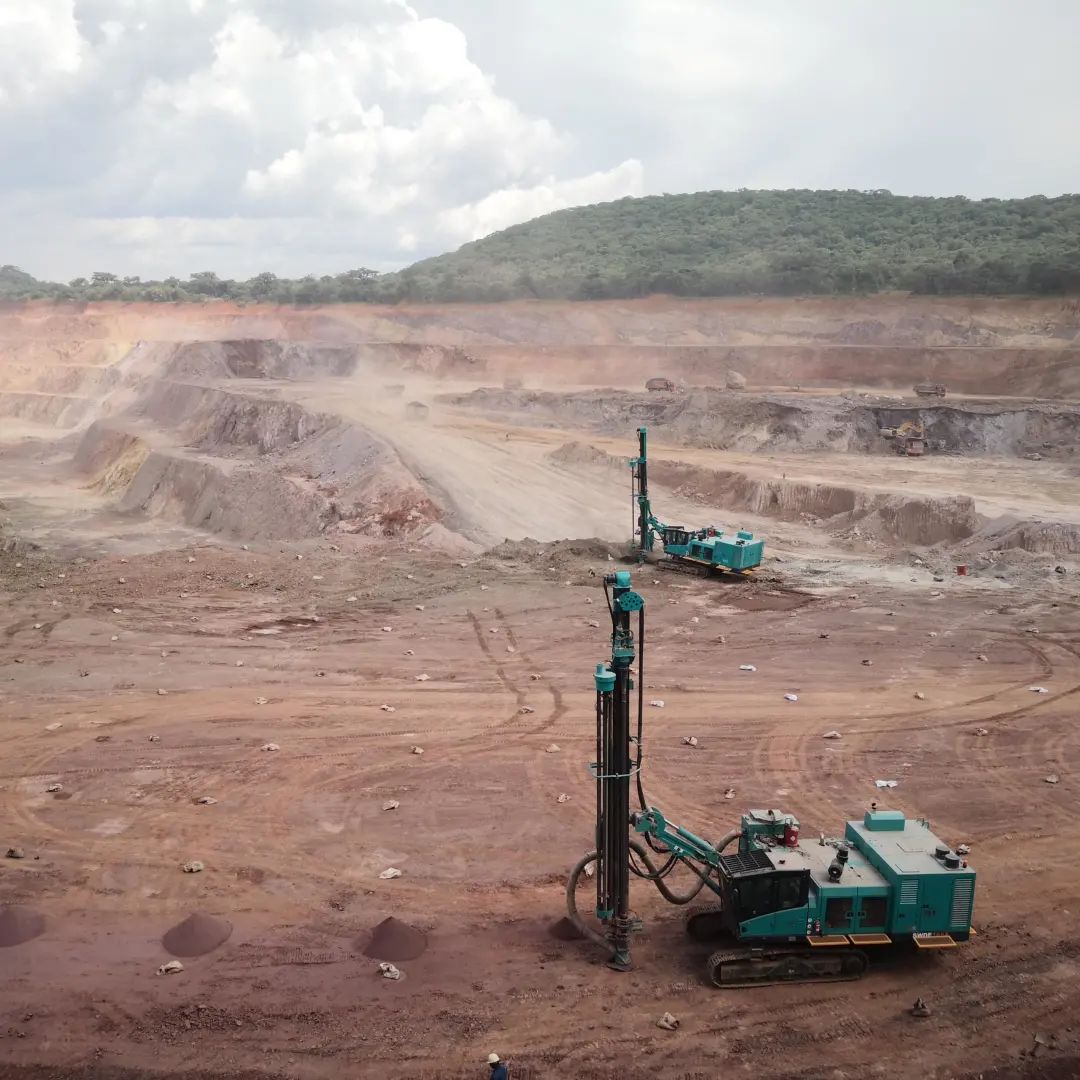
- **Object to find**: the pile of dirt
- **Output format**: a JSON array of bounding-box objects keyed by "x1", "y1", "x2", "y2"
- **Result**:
[
  {"x1": 547, "y1": 441, "x2": 625, "y2": 475},
  {"x1": 161, "y1": 912, "x2": 233, "y2": 957},
  {"x1": 548, "y1": 917, "x2": 585, "y2": 941},
  {"x1": 360, "y1": 916, "x2": 428, "y2": 961},
  {"x1": 488, "y1": 536, "x2": 627, "y2": 569},
  {"x1": 0, "y1": 905, "x2": 46, "y2": 947}
]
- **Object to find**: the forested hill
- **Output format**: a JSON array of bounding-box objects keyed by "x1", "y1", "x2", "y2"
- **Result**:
[
  {"x1": 3, "y1": 189, "x2": 1079, "y2": 304},
  {"x1": 398, "y1": 189, "x2": 1080, "y2": 301}
]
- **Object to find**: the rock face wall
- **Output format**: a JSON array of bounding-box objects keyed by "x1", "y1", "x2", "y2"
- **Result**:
[{"x1": 1, "y1": 297, "x2": 1078, "y2": 548}]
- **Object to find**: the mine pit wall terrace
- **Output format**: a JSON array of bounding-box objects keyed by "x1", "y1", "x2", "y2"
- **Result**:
[
  {"x1": 72, "y1": 378, "x2": 441, "y2": 542},
  {"x1": 448, "y1": 387, "x2": 1080, "y2": 459},
  {"x1": 1, "y1": 295, "x2": 1079, "y2": 393},
  {"x1": 465, "y1": 343, "x2": 1080, "y2": 398},
  {"x1": 547, "y1": 441, "x2": 984, "y2": 547}
]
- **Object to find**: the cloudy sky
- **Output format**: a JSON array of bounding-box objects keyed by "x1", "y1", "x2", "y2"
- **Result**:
[{"x1": 2, "y1": 0, "x2": 1078, "y2": 281}]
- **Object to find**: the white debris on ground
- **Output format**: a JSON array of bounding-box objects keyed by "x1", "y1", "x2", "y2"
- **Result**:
[
  {"x1": 196, "y1": 796, "x2": 217, "y2": 805},
  {"x1": 823, "y1": 731, "x2": 842, "y2": 739},
  {"x1": 656, "y1": 1012, "x2": 680, "y2": 1031},
  {"x1": 45, "y1": 783, "x2": 63, "y2": 793},
  {"x1": 784, "y1": 693, "x2": 799, "y2": 702},
  {"x1": 739, "y1": 664, "x2": 756, "y2": 672},
  {"x1": 557, "y1": 793, "x2": 571, "y2": 803},
  {"x1": 650, "y1": 700, "x2": 665, "y2": 708},
  {"x1": 182, "y1": 860, "x2": 204, "y2": 873},
  {"x1": 874, "y1": 780, "x2": 898, "y2": 789},
  {"x1": 255, "y1": 696, "x2": 269, "y2": 705},
  {"x1": 379, "y1": 867, "x2": 403, "y2": 880},
  {"x1": 382, "y1": 800, "x2": 400, "y2": 811},
  {"x1": 518, "y1": 705, "x2": 535, "y2": 714},
  {"x1": 724, "y1": 788, "x2": 736, "y2": 799},
  {"x1": 378, "y1": 963, "x2": 403, "y2": 980},
  {"x1": 260, "y1": 742, "x2": 280, "y2": 752},
  {"x1": 410, "y1": 745, "x2": 424, "y2": 755},
  {"x1": 1029, "y1": 686, "x2": 1050, "y2": 694},
  {"x1": 380, "y1": 704, "x2": 396, "y2": 712},
  {"x1": 414, "y1": 673, "x2": 430, "y2": 681},
  {"x1": 682, "y1": 736, "x2": 698, "y2": 747},
  {"x1": 1045, "y1": 774, "x2": 1060, "y2": 785},
  {"x1": 157, "y1": 961, "x2": 184, "y2": 976},
  {"x1": 545, "y1": 743, "x2": 561, "y2": 753}
]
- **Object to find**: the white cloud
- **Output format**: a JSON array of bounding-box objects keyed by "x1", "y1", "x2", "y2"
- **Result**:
[
  {"x1": 3, "y1": 0, "x2": 1079, "y2": 280},
  {"x1": 437, "y1": 159, "x2": 645, "y2": 244},
  {"x1": 0, "y1": 0, "x2": 87, "y2": 105}
]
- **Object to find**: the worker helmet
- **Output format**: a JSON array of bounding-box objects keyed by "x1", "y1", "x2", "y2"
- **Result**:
[{"x1": 487, "y1": 1053, "x2": 501, "y2": 1064}]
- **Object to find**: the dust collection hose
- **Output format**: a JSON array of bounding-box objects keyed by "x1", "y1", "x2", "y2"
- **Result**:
[{"x1": 566, "y1": 832, "x2": 739, "y2": 954}]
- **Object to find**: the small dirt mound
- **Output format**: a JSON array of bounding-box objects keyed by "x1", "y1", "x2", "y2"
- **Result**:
[
  {"x1": 162, "y1": 912, "x2": 233, "y2": 957},
  {"x1": 361, "y1": 916, "x2": 428, "y2": 961},
  {"x1": 0, "y1": 905, "x2": 45, "y2": 948},
  {"x1": 548, "y1": 916, "x2": 585, "y2": 941}
]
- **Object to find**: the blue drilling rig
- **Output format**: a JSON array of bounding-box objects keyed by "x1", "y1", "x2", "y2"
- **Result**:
[
  {"x1": 565, "y1": 572, "x2": 977, "y2": 987},
  {"x1": 630, "y1": 426, "x2": 764, "y2": 575}
]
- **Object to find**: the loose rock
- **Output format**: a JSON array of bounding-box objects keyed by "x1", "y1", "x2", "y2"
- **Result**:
[
  {"x1": 157, "y1": 960, "x2": 185, "y2": 976},
  {"x1": 545, "y1": 743, "x2": 561, "y2": 753},
  {"x1": 656, "y1": 1012, "x2": 680, "y2": 1031},
  {"x1": 182, "y1": 861, "x2": 204, "y2": 874},
  {"x1": 45, "y1": 783, "x2": 62, "y2": 793},
  {"x1": 682, "y1": 736, "x2": 698, "y2": 747},
  {"x1": 382, "y1": 800, "x2": 400, "y2": 811},
  {"x1": 914, "y1": 691, "x2": 926, "y2": 700},
  {"x1": 379, "y1": 867, "x2": 403, "y2": 880},
  {"x1": 260, "y1": 742, "x2": 280, "y2": 752},
  {"x1": 414, "y1": 673, "x2": 430, "y2": 681},
  {"x1": 1045, "y1": 774, "x2": 1060, "y2": 785},
  {"x1": 156, "y1": 688, "x2": 168, "y2": 697},
  {"x1": 6, "y1": 848, "x2": 26, "y2": 859},
  {"x1": 529, "y1": 673, "x2": 542, "y2": 681},
  {"x1": 823, "y1": 731, "x2": 842, "y2": 739},
  {"x1": 518, "y1": 705, "x2": 535, "y2": 714},
  {"x1": 410, "y1": 745, "x2": 424, "y2": 755},
  {"x1": 378, "y1": 962, "x2": 403, "y2": 980}
]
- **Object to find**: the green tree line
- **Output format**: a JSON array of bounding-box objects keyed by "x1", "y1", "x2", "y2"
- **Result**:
[{"x1": 4, "y1": 189, "x2": 1080, "y2": 304}]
